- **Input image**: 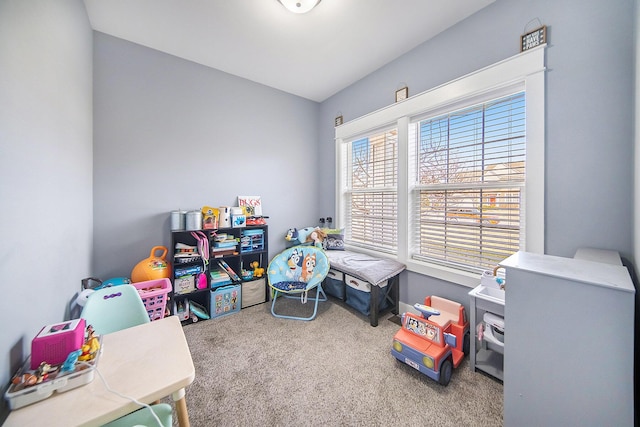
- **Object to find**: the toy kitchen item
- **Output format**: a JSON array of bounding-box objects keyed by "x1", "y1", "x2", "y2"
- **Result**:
[
  {"x1": 482, "y1": 312, "x2": 505, "y2": 349},
  {"x1": 231, "y1": 207, "x2": 245, "y2": 228},
  {"x1": 185, "y1": 210, "x2": 202, "y2": 231},
  {"x1": 170, "y1": 210, "x2": 186, "y2": 231},
  {"x1": 468, "y1": 283, "x2": 505, "y2": 381},
  {"x1": 481, "y1": 267, "x2": 505, "y2": 289},
  {"x1": 218, "y1": 206, "x2": 231, "y2": 228},
  {"x1": 201, "y1": 206, "x2": 219, "y2": 229}
]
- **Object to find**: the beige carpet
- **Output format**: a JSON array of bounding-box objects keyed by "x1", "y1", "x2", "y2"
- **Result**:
[{"x1": 172, "y1": 296, "x2": 503, "y2": 426}]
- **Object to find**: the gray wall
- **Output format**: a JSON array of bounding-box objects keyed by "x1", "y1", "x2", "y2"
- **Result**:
[
  {"x1": 319, "y1": 0, "x2": 635, "y2": 306},
  {"x1": 92, "y1": 33, "x2": 320, "y2": 279},
  {"x1": 0, "y1": 0, "x2": 93, "y2": 410},
  {"x1": 0, "y1": 0, "x2": 635, "y2": 416}
]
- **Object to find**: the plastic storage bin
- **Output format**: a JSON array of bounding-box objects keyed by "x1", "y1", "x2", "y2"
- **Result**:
[
  {"x1": 241, "y1": 229, "x2": 264, "y2": 253},
  {"x1": 5, "y1": 337, "x2": 101, "y2": 409},
  {"x1": 133, "y1": 278, "x2": 171, "y2": 321},
  {"x1": 210, "y1": 284, "x2": 241, "y2": 318},
  {"x1": 345, "y1": 274, "x2": 389, "y2": 316}
]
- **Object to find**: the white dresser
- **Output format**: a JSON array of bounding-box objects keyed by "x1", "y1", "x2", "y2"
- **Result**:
[{"x1": 500, "y1": 250, "x2": 635, "y2": 426}]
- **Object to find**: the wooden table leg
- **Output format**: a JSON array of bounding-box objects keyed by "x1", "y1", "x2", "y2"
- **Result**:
[{"x1": 172, "y1": 388, "x2": 190, "y2": 427}]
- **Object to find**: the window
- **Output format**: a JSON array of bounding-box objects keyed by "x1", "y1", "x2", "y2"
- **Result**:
[
  {"x1": 409, "y1": 92, "x2": 525, "y2": 273},
  {"x1": 335, "y1": 46, "x2": 545, "y2": 286},
  {"x1": 341, "y1": 127, "x2": 398, "y2": 253}
]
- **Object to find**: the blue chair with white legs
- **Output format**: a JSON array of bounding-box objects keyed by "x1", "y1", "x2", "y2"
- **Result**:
[{"x1": 267, "y1": 245, "x2": 329, "y2": 321}]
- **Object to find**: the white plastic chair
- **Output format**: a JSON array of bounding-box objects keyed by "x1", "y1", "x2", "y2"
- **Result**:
[{"x1": 81, "y1": 286, "x2": 167, "y2": 426}]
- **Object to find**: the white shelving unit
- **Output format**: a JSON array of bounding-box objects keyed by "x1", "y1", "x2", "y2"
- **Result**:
[{"x1": 468, "y1": 284, "x2": 505, "y2": 381}]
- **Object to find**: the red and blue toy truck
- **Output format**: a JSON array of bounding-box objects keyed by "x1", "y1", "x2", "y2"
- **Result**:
[{"x1": 391, "y1": 296, "x2": 469, "y2": 386}]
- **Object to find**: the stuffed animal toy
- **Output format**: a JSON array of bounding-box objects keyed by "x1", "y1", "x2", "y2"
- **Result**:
[
  {"x1": 285, "y1": 227, "x2": 326, "y2": 248},
  {"x1": 285, "y1": 228, "x2": 300, "y2": 243},
  {"x1": 250, "y1": 261, "x2": 265, "y2": 278},
  {"x1": 305, "y1": 228, "x2": 326, "y2": 248}
]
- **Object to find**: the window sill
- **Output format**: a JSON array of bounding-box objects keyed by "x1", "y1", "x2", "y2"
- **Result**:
[
  {"x1": 403, "y1": 259, "x2": 481, "y2": 289},
  {"x1": 343, "y1": 244, "x2": 482, "y2": 288}
]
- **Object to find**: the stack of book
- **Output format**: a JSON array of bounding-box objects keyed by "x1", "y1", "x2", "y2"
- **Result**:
[
  {"x1": 174, "y1": 242, "x2": 201, "y2": 263},
  {"x1": 217, "y1": 260, "x2": 241, "y2": 282},
  {"x1": 210, "y1": 268, "x2": 232, "y2": 288},
  {"x1": 211, "y1": 233, "x2": 238, "y2": 257}
]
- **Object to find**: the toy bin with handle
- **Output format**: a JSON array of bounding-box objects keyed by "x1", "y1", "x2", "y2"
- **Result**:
[{"x1": 133, "y1": 278, "x2": 171, "y2": 321}]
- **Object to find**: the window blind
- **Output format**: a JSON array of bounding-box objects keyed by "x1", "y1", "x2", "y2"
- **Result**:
[
  {"x1": 410, "y1": 92, "x2": 525, "y2": 273},
  {"x1": 343, "y1": 128, "x2": 398, "y2": 253}
]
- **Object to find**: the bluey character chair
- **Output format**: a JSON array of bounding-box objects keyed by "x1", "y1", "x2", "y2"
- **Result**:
[{"x1": 267, "y1": 245, "x2": 329, "y2": 321}]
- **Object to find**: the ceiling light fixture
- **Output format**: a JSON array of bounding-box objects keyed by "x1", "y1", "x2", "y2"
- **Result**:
[{"x1": 277, "y1": 0, "x2": 321, "y2": 14}]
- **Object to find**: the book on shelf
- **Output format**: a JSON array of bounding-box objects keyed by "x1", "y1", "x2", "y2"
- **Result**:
[
  {"x1": 210, "y1": 269, "x2": 231, "y2": 282},
  {"x1": 210, "y1": 270, "x2": 233, "y2": 288},
  {"x1": 217, "y1": 260, "x2": 241, "y2": 282},
  {"x1": 211, "y1": 247, "x2": 238, "y2": 257}
]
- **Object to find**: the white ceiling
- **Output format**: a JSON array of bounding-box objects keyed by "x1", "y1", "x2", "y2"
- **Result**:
[{"x1": 83, "y1": 0, "x2": 495, "y2": 102}]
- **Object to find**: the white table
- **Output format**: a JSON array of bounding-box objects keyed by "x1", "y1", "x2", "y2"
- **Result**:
[{"x1": 5, "y1": 315, "x2": 195, "y2": 427}]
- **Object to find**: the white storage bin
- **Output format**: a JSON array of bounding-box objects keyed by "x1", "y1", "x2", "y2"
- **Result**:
[
  {"x1": 344, "y1": 274, "x2": 388, "y2": 316},
  {"x1": 5, "y1": 338, "x2": 101, "y2": 409}
]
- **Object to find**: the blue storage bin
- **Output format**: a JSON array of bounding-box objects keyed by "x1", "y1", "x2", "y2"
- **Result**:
[
  {"x1": 210, "y1": 284, "x2": 241, "y2": 318},
  {"x1": 241, "y1": 229, "x2": 264, "y2": 253},
  {"x1": 345, "y1": 274, "x2": 389, "y2": 316},
  {"x1": 323, "y1": 269, "x2": 345, "y2": 300}
]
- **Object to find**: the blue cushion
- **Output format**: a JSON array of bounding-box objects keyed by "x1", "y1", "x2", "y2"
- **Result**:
[{"x1": 272, "y1": 281, "x2": 307, "y2": 291}]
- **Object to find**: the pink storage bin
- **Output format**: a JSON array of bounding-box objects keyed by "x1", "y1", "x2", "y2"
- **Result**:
[{"x1": 133, "y1": 278, "x2": 171, "y2": 321}]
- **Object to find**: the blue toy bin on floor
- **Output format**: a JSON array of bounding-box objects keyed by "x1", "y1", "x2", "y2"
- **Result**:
[{"x1": 210, "y1": 284, "x2": 241, "y2": 319}]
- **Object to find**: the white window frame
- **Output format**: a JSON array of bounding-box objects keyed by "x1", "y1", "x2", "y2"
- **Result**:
[{"x1": 335, "y1": 45, "x2": 545, "y2": 287}]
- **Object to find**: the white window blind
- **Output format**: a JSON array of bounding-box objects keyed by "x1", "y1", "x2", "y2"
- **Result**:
[
  {"x1": 342, "y1": 128, "x2": 398, "y2": 253},
  {"x1": 336, "y1": 46, "x2": 544, "y2": 285},
  {"x1": 409, "y1": 92, "x2": 525, "y2": 273}
]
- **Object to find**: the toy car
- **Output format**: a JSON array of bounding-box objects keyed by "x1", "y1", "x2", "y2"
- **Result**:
[{"x1": 391, "y1": 296, "x2": 469, "y2": 386}]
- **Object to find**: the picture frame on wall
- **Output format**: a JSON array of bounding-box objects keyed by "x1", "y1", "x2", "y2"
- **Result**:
[{"x1": 395, "y1": 86, "x2": 408, "y2": 102}]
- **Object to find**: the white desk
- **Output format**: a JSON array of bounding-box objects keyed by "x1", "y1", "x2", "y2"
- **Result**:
[{"x1": 5, "y1": 315, "x2": 195, "y2": 427}]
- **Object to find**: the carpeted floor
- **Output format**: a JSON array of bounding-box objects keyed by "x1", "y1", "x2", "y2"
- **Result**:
[{"x1": 171, "y1": 296, "x2": 503, "y2": 426}]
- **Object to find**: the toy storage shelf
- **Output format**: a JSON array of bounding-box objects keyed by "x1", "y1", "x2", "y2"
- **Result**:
[{"x1": 170, "y1": 225, "x2": 268, "y2": 325}]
